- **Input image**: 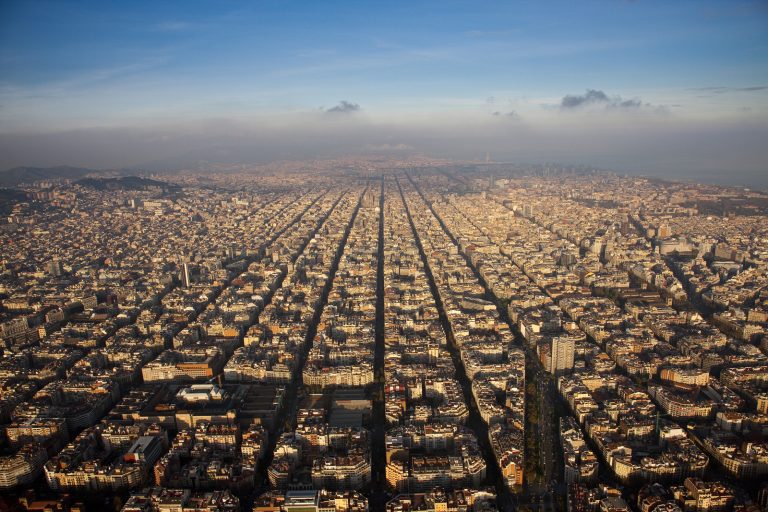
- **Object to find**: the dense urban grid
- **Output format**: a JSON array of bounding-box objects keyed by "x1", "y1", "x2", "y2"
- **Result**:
[{"x1": 1, "y1": 162, "x2": 768, "y2": 512}]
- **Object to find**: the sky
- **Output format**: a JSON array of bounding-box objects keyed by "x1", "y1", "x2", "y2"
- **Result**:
[{"x1": 1, "y1": 0, "x2": 767, "y2": 186}]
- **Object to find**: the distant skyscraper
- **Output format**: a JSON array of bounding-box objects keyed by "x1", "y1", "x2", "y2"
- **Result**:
[
  {"x1": 362, "y1": 189, "x2": 378, "y2": 209},
  {"x1": 549, "y1": 335, "x2": 575, "y2": 376},
  {"x1": 47, "y1": 259, "x2": 64, "y2": 277},
  {"x1": 182, "y1": 262, "x2": 192, "y2": 288}
]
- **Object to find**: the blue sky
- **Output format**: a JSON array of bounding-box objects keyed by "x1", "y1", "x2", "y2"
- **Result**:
[{"x1": 0, "y1": 0, "x2": 767, "y2": 185}]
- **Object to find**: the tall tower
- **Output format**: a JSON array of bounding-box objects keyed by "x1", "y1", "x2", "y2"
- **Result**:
[
  {"x1": 47, "y1": 259, "x2": 64, "y2": 277},
  {"x1": 182, "y1": 262, "x2": 192, "y2": 288},
  {"x1": 550, "y1": 335, "x2": 575, "y2": 376}
]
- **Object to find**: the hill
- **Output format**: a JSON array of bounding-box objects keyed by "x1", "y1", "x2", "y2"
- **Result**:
[
  {"x1": 74, "y1": 176, "x2": 179, "y2": 192},
  {"x1": 0, "y1": 188, "x2": 28, "y2": 215},
  {"x1": 0, "y1": 165, "x2": 96, "y2": 187}
]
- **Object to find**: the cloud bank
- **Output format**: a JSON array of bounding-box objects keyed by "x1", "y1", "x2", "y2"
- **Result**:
[
  {"x1": 326, "y1": 101, "x2": 361, "y2": 113},
  {"x1": 1, "y1": 107, "x2": 766, "y2": 189},
  {"x1": 560, "y1": 89, "x2": 654, "y2": 110},
  {"x1": 689, "y1": 85, "x2": 768, "y2": 94},
  {"x1": 1, "y1": 87, "x2": 767, "y2": 189}
]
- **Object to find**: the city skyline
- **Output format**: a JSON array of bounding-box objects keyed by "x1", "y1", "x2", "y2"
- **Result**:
[{"x1": 2, "y1": 164, "x2": 768, "y2": 512}]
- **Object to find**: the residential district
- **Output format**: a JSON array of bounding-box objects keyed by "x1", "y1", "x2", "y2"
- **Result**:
[{"x1": 1, "y1": 161, "x2": 768, "y2": 512}]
